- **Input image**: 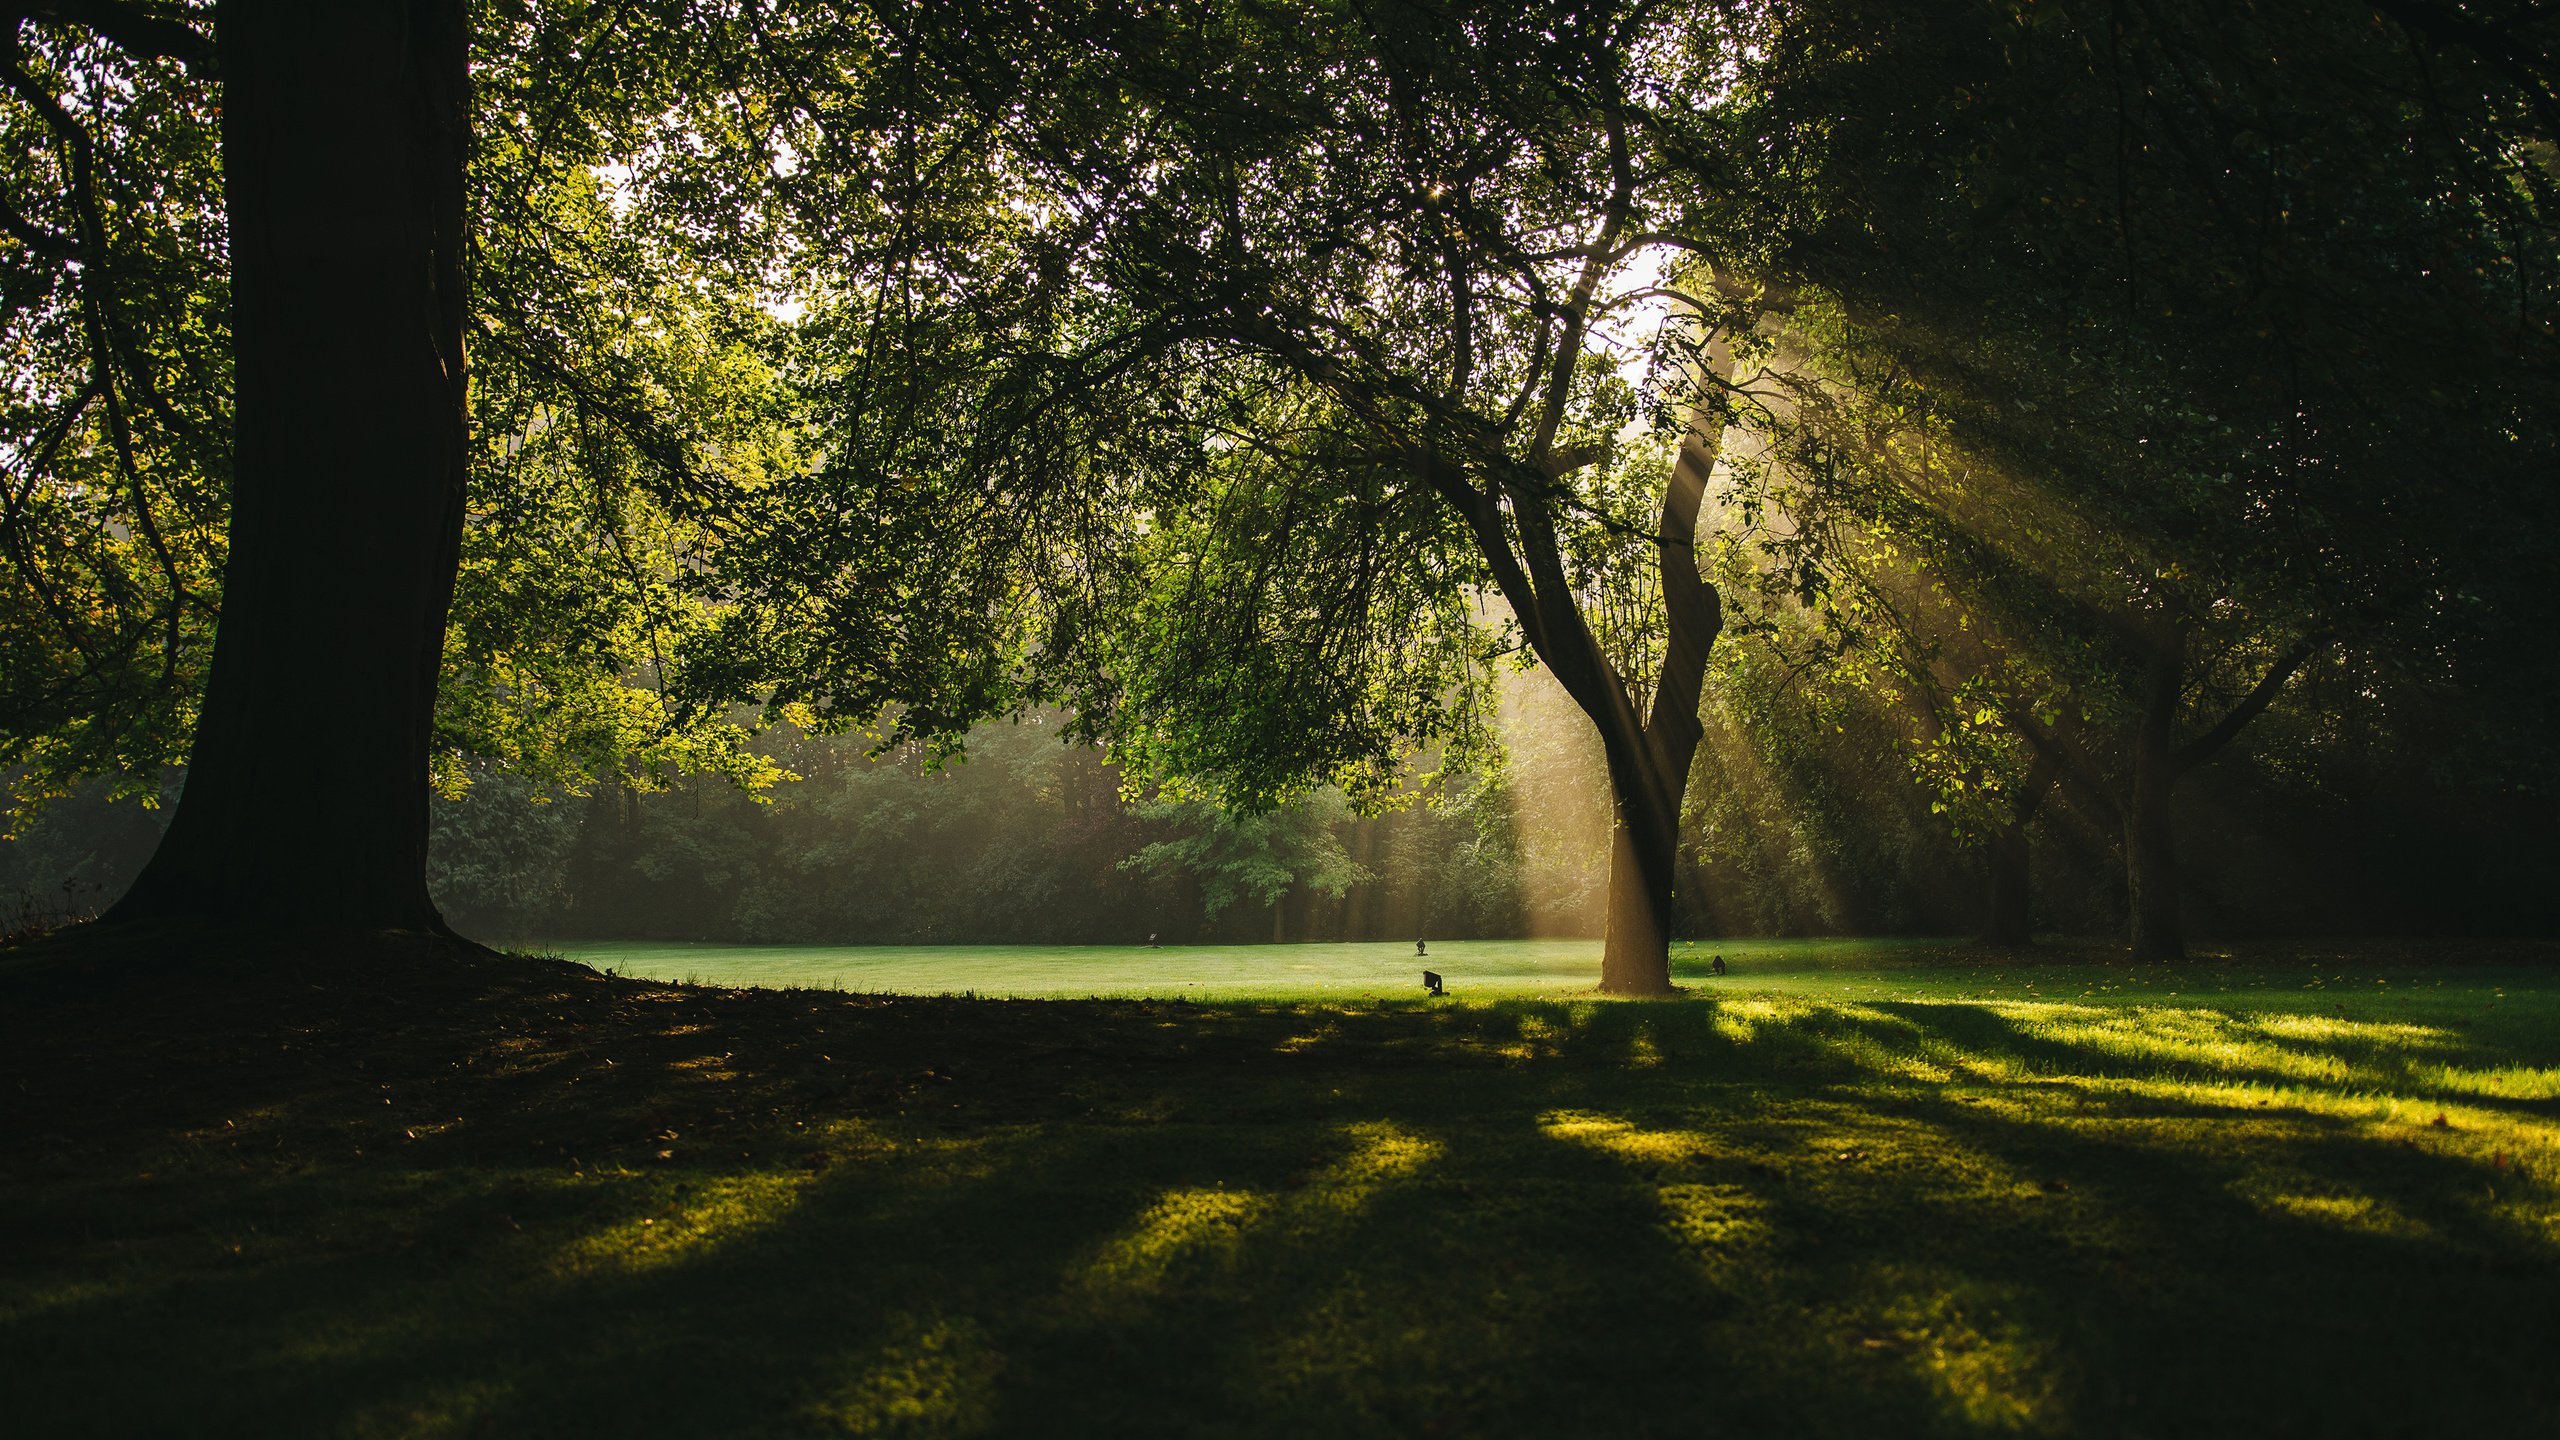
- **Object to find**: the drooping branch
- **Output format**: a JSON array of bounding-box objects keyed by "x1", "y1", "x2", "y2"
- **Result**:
[
  {"x1": 2171, "y1": 632, "x2": 2325, "y2": 776},
  {"x1": 4, "y1": 1, "x2": 216, "y2": 75},
  {"x1": 0, "y1": 22, "x2": 201, "y2": 663},
  {"x1": 2372, "y1": 0, "x2": 2560, "y2": 139}
]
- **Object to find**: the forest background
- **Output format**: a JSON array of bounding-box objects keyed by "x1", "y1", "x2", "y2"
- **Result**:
[
  {"x1": 3, "y1": 0, "x2": 2555, "y2": 959},
  {"x1": 9, "y1": 648, "x2": 2542, "y2": 946}
]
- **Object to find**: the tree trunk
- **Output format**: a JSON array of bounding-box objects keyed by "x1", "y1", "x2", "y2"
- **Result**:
[
  {"x1": 1979, "y1": 750, "x2": 2058, "y2": 946},
  {"x1": 1599, "y1": 755, "x2": 1682, "y2": 995},
  {"x1": 1980, "y1": 822, "x2": 2032, "y2": 947},
  {"x1": 109, "y1": 1, "x2": 470, "y2": 931},
  {"x1": 1593, "y1": 407, "x2": 1724, "y2": 996},
  {"x1": 2125, "y1": 619, "x2": 2186, "y2": 962},
  {"x1": 1429, "y1": 309, "x2": 1730, "y2": 994}
]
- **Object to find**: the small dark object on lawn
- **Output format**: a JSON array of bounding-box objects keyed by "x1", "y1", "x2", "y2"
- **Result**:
[
  {"x1": 1423, "y1": 971, "x2": 1445, "y2": 997},
  {"x1": 1710, "y1": 954, "x2": 1727, "y2": 976},
  {"x1": 1147, "y1": 932, "x2": 1159, "y2": 948},
  {"x1": 1416, "y1": 937, "x2": 1428, "y2": 956}
]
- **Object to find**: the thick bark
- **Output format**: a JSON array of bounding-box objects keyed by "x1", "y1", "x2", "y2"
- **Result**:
[
  {"x1": 1599, "y1": 765, "x2": 1679, "y2": 993},
  {"x1": 2124, "y1": 619, "x2": 2186, "y2": 962},
  {"x1": 109, "y1": 1, "x2": 470, "y2": 931}
]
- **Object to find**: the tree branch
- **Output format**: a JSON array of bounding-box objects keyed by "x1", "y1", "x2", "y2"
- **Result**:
[
  {"x1": 2372, "y1": 0, "x2": 2560, "y2": 139},
  {"x1": 2003, "y1": 702, "x2": 2122, "y2": 827},
  {"x1": 1525, "y1": 100, "x2": 1634, "y2": 467},
  {"x1": 5, "y1": 1, "x2": 216, "y2": 75},
  {"x1": 2171, "y1": 633, "x2": 2323, "y2": 776}
]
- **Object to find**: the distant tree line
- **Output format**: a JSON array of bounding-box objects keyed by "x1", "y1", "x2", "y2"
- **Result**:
[{"x1": 11, "y1": 652, "x2": 2547, "y2": 945}]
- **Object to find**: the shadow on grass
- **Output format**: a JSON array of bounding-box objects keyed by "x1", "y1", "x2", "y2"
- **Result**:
[{"x1": 2, "y1": 937, "x2": 2556, "y2": 1437}]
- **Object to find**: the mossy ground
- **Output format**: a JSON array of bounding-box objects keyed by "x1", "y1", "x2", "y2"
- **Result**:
[{"x1": 4, "y1": 933, "x2": 2555, "y2": 1437}]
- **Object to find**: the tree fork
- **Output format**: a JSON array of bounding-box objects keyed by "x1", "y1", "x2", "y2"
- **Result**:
[
  {"x1": 1595, "y1": 418, "x2": 1723, "y2": 996},
  {"x1": 2115, "y1": 626, "x2": 2319, "y2": 963},
  {"x1": 109, "y1": 0, "x2": 469, "y2": 932}
]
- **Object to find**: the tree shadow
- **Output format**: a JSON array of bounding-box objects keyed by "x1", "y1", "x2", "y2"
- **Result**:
[{"x1": 4, "y1": 955, "x2": 2556, "y2": 1436}]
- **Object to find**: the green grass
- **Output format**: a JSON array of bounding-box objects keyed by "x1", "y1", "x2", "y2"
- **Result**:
[
  {"x1": 563, "y1": 936, "x2": 1952, "y2": 998},
  {"x1": 557, "y1": 934, "x2": 2519, "y2": 1007},
  {"x1": 4, "y1": 935, "x2": 2556, "y2": 1437}
]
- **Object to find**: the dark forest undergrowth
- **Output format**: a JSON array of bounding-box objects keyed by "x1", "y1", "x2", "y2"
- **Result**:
[{"x1": 4, "y1": 931, "x2": 2555, "y2": 1438}]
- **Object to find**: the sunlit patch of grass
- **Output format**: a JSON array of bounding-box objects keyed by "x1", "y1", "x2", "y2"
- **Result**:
[
  {"x1": 2234, "y1": 1171, "x2": 2438, "y2": 1243},
  {"x1": 1866, "y1": 1274, "x2": 2069, "y2": 1433},
  {"x1": 1653, "y1": 1180, "x2": 1774, "y2": 1256},
  {"x1": 1710, "y1": 992, "x2": 1807, "y2": 1045},
  {"x1": 2248, "y1": 1013, "x2": 2460, "y2": 1048},
  {"x1": 1506, "y1": 1011, "x2": 1568, "y2": 1061},
  {"x1": 802, "y1": 1312, "x2": 1000, "y2": 1437},
  {"x1": 1807, "y1": 1004, "x2": 1960, "y2": 1082},
  {"x1": 1627, "y1": 1024, "x2": 1665, "y2": 1068},
  {"x1": 1513, "y1": 1012, "x2": 1566, "y2": 1042},
  {"x1": 1073, "y1": 1121, "x2": 1440, "y2": 1307},
  {"x1": 2042, "y1": 1063, "x2": 2560, "y2": 1174},
  {"x1": 2417, "y1": 1062, "x2": 2560, "y2": 1101},
  {"x1": 1272, "y1": 1014, "x2": 1355, "y2": 1053},
  {"x1": 1291, "y1": 1120, "x2": 1442, "y2": 1216},
  {"x1": 555, "y1": 1171, "x2": 810, "y2": 1276},
  {"x1": 1541, "y1": 1111, "x2": 1728, "y2": 1167},
  {"x1": 1074, "y1": 1186, "x2": 1267, "y2": 1299},
  {"x1": 2003, "y1": 1001, "x2": 2415, "y2": 1086}
]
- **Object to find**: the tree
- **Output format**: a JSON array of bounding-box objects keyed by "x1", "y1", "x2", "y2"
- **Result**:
[
  {"x1": 1124, "y1": 792, "x2": 1371, "y2": 940},
  {"x1": 2, "y1": 1, "x2": 1041, "y2": 933},
  {"x1": 1699, "y1": 0, "x2": 2560, "y2": 960},
  {"x1": 728, "y1": 2, "x2": 1771, "y2": 992},
  {"x1": 93, "y1": 1, "x2": 472, "y2": 929}
]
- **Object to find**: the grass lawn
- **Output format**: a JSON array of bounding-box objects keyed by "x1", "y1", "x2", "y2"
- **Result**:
[
  {"x1": 560, "y1": 936, "x2": 2023, "y2": 999},
  {"x1": 4, "y1": 933, "x2": 2556, "y2": 1437}
]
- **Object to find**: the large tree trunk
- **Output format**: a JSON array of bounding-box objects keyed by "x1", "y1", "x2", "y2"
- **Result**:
[
  {"x1": 109, "y1": 1, "x2": 470, "y2": 931},
  {"x1": 1599, "y1": 750, "x2": 1683, "y2": 994},
  {"x1": 2125, "y1": 619, "x2": 2186, "y2": 962}
]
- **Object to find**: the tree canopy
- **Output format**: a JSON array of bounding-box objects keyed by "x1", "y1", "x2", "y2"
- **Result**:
[{"x1": 2, "y1": 0, "x2": 2552, "y2": 961}]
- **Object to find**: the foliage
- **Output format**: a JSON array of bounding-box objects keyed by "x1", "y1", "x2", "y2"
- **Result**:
[
  {"x1": 5, "y1": 0, "x2": 2556, "y2": 950},
  {"x1": 0, "y1": 1, "x2": 1042, "y2": 810},
  {"x1": 1123, "y1": 791, "x2": 1370, "y2": 923},
  {"x1": 0, "y1": 13, "x2": 225, "y2": 800},
  {"x1": 1675, "y1": 0, "x2": 2560, "y2": 872}
]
